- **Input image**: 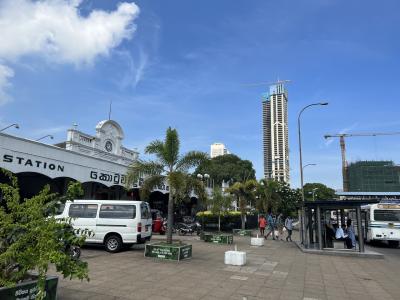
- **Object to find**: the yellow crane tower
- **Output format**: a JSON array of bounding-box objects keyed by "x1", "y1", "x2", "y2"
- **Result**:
[{"x1": 324, "y1": 132, "x2": 400, "y2": 192}]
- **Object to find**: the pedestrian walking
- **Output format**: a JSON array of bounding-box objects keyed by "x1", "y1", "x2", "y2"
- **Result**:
[
  {"x1": 265, "y1": 211, "x2": 275, "y2": 240},
  {"x1": 285, "y1": 216, "x2": 293, "y2": 242},
  {"x1": 276, "y1": 213, "x2": 284, "y2": 240},
  {"x1": 258, "y1": 215, "x2": 266, "y2": 236}
]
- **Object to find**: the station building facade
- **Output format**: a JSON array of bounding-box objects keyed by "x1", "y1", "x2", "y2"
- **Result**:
[{"x1": 0, "y1": 120, "x2": 194, "y2": 216}]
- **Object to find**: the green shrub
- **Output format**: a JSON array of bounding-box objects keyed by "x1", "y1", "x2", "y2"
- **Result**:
[
  {"x1": 0, "y1": 169, "x2": 90, "y2": 300},
  {"x1": 196, "y1": 211, "x2": 242, "y2": 228}
]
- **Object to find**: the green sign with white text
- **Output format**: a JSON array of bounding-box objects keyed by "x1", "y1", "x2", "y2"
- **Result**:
[
  {"x1": 203, "y1": 233, "x2": 233, "y2": 244},
  {"x1": 145, "y1": 243, "x2": 192, "y2": 261}
]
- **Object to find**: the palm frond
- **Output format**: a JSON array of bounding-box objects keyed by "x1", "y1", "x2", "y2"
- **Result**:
[
  {"x1": 164, "y1": 127, "x2": 180, "y2": 167},
  {"x1": 140, "y1": 175, "x2": 165, "y2": 200},
  {"x1": 176, "y1": 151, "x2": 208, "y2": 172},
  {"x1": 185, "y1": 175, "x2": 207, "y2": 205},
  {"x1": 125, "y1": 160, "x2": 165, "y2": 189},
  {"x1": 168, "y1": 172, "x2": 186, "y2": 193},
  {"x1": 145, "y1": 140, "x2": 164, "y2": 156}
]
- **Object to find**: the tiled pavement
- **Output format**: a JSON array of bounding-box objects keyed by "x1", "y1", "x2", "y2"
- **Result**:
[{"x1": 55, "y1": 233, "x2": 400, "y2": 300}]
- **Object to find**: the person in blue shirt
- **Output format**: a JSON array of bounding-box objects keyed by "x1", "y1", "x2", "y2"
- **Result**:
[
  {"x1": 346, "y1": 219, "x2": 356, "y2": 249},
  {"x1": 265, "y1": 211, "x2": 276, "y2": 240}
]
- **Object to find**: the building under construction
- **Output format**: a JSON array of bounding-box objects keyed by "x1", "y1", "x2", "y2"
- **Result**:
[
  {"x1": 347, "y1": 160, "x2": 400, "y2": 192},
  {"x1": 262, "y1": 83, "x2": 289, "y2": 183}
]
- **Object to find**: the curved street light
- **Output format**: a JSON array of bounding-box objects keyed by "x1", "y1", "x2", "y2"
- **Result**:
[
  {"x1": 0, "y1": 123, "x2": 19, "y2": 132},
  {"x1": 297, "y1": 102, "x2": 328, "y2": 245},
  {"x1": 302, "y1": 163, "x2": 317, "y2": 171},
  {"x1": 298, "y1": 103, "x2": 328, "y2": 203},
  {"x1": 36, "y1": 135, "x2": 54, "y2": 142}
]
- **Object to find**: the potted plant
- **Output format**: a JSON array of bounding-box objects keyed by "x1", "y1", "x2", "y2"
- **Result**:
[
  {"x1": 202, "y1": 187, "x2": 234, "y2": 244},
  {"x1": 126, "y1": 127, "x2": 207, "y2": 261},
  {"x1": 0, "y1": 169, "x2": 90, "y2": 300}
]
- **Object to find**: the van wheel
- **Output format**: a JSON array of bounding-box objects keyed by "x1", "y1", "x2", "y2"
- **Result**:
[
  {"x1": 388, "y1": 241, "x2": 399, "y2": 248},
  {"x1": 105, "y1": 235, "x2": 122, "y2": 253}
]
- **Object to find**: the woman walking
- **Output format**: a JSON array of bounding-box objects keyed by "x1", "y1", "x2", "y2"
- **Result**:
[{"x1": 259, "y1": 215, "x2": 266, "y2": 236}]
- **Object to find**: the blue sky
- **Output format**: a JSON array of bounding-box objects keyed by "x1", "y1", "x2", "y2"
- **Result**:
[{"x1": 1, "y1": 0, "x2": 400, "y2": 189}]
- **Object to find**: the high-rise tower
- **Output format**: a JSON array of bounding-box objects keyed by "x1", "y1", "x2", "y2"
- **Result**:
[
  {"x1": 262, "y1": 83, "x2": 289, "y2": 183},
  {"x1": 210, "y1": 143, "x2": 230, "y2": 158}
]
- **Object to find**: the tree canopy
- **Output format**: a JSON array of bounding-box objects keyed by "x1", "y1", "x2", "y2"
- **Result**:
[
  {"x1": 303, "y1": 182, "x2": 336, "y2": 201},
  {"x1": 194, "y1": 154, "x2": 256, "y2": 186},
  {"x1": 255, "y1": 180, "x2": 302, "y2": 217}
]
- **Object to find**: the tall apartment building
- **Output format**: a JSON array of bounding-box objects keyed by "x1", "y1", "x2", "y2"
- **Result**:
[
  {"x1": 262, "y1": 83, "x2": 289, "y2": 183},
  {"x1": 210, "y1": 143, "x2": 229, "y2": 158}
]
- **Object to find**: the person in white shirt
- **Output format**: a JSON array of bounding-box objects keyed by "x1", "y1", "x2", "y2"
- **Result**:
[
  {"x1": 335, "y1": 224, "x2": 348, "y2": 240},
  {"x1": 284, "y1": 216, "x2": 293, "y2": 242}
]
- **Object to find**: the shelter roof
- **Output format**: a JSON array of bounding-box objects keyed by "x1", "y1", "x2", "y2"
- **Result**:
[{"x1": 303, "y1": 199, "x2": 379, "y2": 209}]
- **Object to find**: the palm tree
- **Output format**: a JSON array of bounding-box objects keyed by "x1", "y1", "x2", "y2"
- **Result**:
[
  {"x1": 126, "y1": 127, "x2": 207, "y2": 244},
  {"x1": 256, "y1": 179, "x2": 281, "y2": 214},
  {"x1": 226, "y1": 179, "x2": 257, "y2": 229},
  {"x1": 208, "y1": 187, "x2": 232, "y2": 232}
]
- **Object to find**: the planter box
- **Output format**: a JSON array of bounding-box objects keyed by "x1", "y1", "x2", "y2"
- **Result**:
[
  {"x1": 232, "y1": 229, "x2": 253, "y2": 236},
  {"x1": 225, "y1": 250, "x2": 246, "y2": 266},
  {"x1": 0, "y1": 275, "x2": 58, "y2": 300},
  {"x1": 144, "y1": 243, "x2": 192, "y2": 261},
  {"x1": 203, "y1": 233, "x2": 233, "y2": 244},
  {"x1": 251, "y1": 237, "x2": 265, "y2": 246}
]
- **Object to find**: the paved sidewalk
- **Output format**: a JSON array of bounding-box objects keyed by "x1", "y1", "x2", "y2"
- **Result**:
[{"x1": 55, "y1": 233, "x2": 400, "y2": 300}]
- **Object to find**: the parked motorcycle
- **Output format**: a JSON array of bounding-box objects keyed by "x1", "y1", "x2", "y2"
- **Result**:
[
  {"x1": 69, "y1": 245, "x2": 81, "y2": 260},
  {"x1": 177, "y1": 221, "x2": 201, "y2": 236}
]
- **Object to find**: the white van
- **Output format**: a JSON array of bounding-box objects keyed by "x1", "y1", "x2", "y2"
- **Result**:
[{"x1": 56, "y1": 200, "x2": 152, "y2": 253}]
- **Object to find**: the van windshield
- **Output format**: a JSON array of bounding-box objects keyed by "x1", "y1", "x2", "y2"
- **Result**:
[
  {"x1": 141, "y1": 203, "x2": 150, "y2": 219},
  {"x1": 99, "y1": 205, "x2": 136, "y2": 219},
  {"x1": 374, "y1": 210, "x2": 400, "y2": 222}
]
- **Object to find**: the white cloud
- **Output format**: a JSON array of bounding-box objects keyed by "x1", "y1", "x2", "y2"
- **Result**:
[
  {"x1": 0, "y1": 64, "x2": 14, "y2": 105},
  {"x1": 0, "y1": 0, "x2": 140, "y2": 104},
  {"x1": 117, "y1": 49, "x2": 148, "y2": 89},
  {"x1": 0, "y1": 0, "x2": 140, "y2": 65}
]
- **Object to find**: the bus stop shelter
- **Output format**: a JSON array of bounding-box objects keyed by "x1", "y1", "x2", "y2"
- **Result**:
[{"x1": 301, "y1": 199, "x2": 379, "y2": 253}]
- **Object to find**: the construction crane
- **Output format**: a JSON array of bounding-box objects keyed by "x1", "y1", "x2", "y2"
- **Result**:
[
  {"x1": 324, "y1": 132, "x2": 400, "y2": 192},
  {"x1": 242, "y1": 79, "x2": 291, "y2": 87}
]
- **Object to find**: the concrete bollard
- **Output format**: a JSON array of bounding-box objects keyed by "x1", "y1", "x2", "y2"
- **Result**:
[
  {"x1": 251, "y1": 234, "x2": 265, "y2": 246},
  {"x1": 224, "y1": 245, "x2": 246, "y2": 266}
]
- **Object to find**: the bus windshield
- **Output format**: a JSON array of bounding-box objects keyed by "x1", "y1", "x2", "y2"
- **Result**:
[{"x1": 374, "y1": 210, "x2": 400, "y2": 222}]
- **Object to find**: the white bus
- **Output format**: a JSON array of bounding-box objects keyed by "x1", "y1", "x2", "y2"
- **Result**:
[{"x1": 359, "y1": 201, "x2": 400, "y2": 248}]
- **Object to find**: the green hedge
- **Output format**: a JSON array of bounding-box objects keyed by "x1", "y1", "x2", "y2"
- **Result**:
[
  {"x1": 195, "y1": 211, "x2": 260, "y2": 230},
  {"x1": 196, "y1": 211, "x2": 241, "y2": 224}
]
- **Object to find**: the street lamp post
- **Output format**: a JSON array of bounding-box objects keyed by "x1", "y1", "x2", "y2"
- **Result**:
[
  {"x1": 308, "y1": 188, "x2": 318, "y2": 201},
  {"x1": 312, "y1": 188, "x2": 318, "y2": 201},
  {"x1": 298, "y1": 102, "x2": 328, "y2": 246},
  {"x1": 35, "y1": 135, "x2": 54, "y2": 142},
  {"x1": 0, "y1": 123, "x2": 19, "y2": 132},
  {"x1": 302, "y1": 163, "x2": 317, "y2": 200}
]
